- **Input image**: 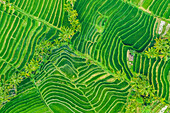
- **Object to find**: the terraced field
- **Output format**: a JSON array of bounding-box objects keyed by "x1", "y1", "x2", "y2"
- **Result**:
[
  {"x1": 0, "y1": 0, "x2": 169, "y2": 112},
  {"x1": 0, "y1": 2, "x2": 60, "y2": 80},
  {"x1": 0, "y1": 46, "x2": 130, "y2": 113},
  {"x1": 72, "y1": 0, "x2": 164, "y2": 80},
  {"x1": 126, "y1": 0, "x2": 170, "y2": 19},
  {"x1": 133, "y1": 54, "x2": 170, "y2": 100},
  {"x1": 8, "y1": 0, "x2": 64, "y2": 27}
]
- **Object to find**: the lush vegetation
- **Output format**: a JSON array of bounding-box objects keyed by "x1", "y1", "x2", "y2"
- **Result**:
[
  {"x1": 145, "y1": 35, "x2": 170, "y2": 60},
  {"x1": 0, "y1": 0, "x2": 169, "y2": 112}
]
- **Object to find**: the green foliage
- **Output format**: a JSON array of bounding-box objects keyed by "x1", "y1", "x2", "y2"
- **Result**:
[
  {"x1": 64, "y1": 0, "x2": 81, "y2": 31},
  {"x1": 145, "y1": 36, "x2": 170, "y2": 60},
  {"x1": 0, "y1": 0, "x2": 169, "y2": 112},
  {"x1": 126, "y1": 74, "x2": 167, "y2": 113},
  {"x1": 58, "y1": 26, "x2": 74, "y2": 42},
  {"x1": 0, "y1": 38, "x2": 60, "y2": 108},
  {"x1": 15, "y1": 0, "x2": 82, "y2": 84},
  {"x1": 22, "y1": 39, "x2": 61, "y2": 77},
  {"x1": 114, "y1": 71, "x2": 168, "y2": 113},
  {"x1": 0, "y1": 0, "x2": 81, "y2": 108},
  {"x1": 125, "y1": 73, "x2": 155, "y2": 113},
  {"x1": 0, "y1": 73, "x2": 23, "y2": 108},
  {"x1": 58, "y1": 0, "x2": 81, "y2": 43},
  {"x1": 66, "y1": 0, "x2": 77, "y2": 7}
]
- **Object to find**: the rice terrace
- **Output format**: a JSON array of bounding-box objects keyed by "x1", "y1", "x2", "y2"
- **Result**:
[{"x1": 0, "y1": 0, "x2": 170, "y2": 113}]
